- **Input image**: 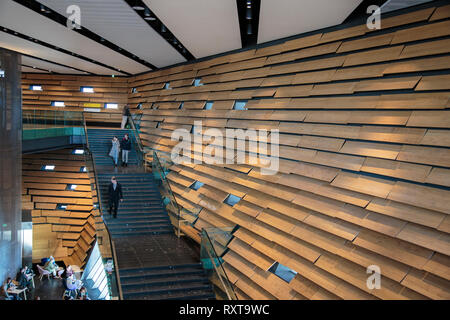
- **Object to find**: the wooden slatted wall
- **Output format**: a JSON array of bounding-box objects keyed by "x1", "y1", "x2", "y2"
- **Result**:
[
  {"x1": 21, "y1": 73, "x2": 129, "y2": 124},
  {"x1": 129, "y1": 5, "x2": 450, "y2": 300},
  {"x1": 22, "y1": 148, "x2": 97, "y2": 269}
]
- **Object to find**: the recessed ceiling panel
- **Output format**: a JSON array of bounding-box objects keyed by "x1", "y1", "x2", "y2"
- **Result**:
[
  {"x1": 144, "y1": 0, "x2": 242, "y2": 58},
  {"x1": 0, "y1": 0, "x2": 149, "y2": 74},
  {"x1": 39, "y1": 0, "x2": 186, "y2": 68},
  {"x1": 22, "y1": 55, "x2": 86, "y2": 74},
  {"x1": 258, "y1": 0, "x2": 363, "y2": 44},
  {"x1": 0, "y1": 31, "x2": 125, "y2": 75}
]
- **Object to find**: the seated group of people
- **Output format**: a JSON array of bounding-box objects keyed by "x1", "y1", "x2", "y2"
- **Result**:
[
  {"x1": 43, "y1": 257, "x2": 90, "y2": 300},
  {"x1": 2, "y1": 265, "x2": 34, "y2": 300},
  {"x1": 62, "y1": 265, "x2": 90, "y2": 300},
  {"x1": 2, "y1": 256, "x2": 90, "y2": 300},
  {"x1": 43, "y1": 256, "x2": 63, "y2": 279}
]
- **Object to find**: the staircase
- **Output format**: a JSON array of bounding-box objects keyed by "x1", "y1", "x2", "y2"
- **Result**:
[
  {"x1": 86, "y1": 128, "x2": 215, "y2": 300},
  {"x1": 87, "y1": 129, "x2": 139, "y2": 166},
  {"x1": 97, "y1": 173, "x2": 173, "y2": 237},
  {"x1": 120, "y1": 264, "x2": 215, "y2": 300}
]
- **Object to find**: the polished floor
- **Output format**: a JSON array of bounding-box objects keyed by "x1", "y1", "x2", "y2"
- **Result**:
[
  {"x1": 114, "y1": 234, "x2": 200, "y2": 270},
  {"x1": 13, "y1": 263, "x2": 67, "y2": 300}
]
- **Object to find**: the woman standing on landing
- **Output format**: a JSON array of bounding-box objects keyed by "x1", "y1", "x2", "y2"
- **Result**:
[{"x1": 109, "y1": 136, "x2": 120, "y2": 167}]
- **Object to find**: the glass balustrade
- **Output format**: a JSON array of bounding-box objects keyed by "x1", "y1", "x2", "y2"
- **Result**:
[
  {"x1": 22, "y1": 109, "x2": 84, "y2": 140},
  {"x1": 200, "y1": 227, "x2": 237, "y2": 300},
  {"x1": 81, "y1": 114, "x2": 122, "y2": 300}
]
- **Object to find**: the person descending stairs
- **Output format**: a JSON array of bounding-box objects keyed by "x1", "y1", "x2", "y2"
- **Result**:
[
  {"x1": 86, "y1": 128, "x2": 215, "y2": 300},
  {"x1": 87, "y1": 129, "x2": 139, "y2": 167}
]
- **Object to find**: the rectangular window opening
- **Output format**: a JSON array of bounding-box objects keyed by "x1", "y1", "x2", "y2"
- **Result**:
[
  {"x1": 52, "y1": 101, "x2": 65, "y2": 107},
  {"x1": 80, "y1": 166, "x2": 87, "y2": 172},
  {"x1": 66, "y1": 184, "x2": 78, "y2": 191},
  {"x1": 194, "y1": 78, "x2": 203, "y2": 86},
  {"x1": 189, "y1": 181, "x2": 204, "y2": 191},
  {"x1": 204, "y1": 101, "x2": 213, "y2": 110},
  {"x1": 233, "y1": 100, "x2": 248, "y2": 110},
  {"x1": 57, "y1": 204, "x2": 68, "y2": 210},
  {"x1": 268, "y1": 262, "x2": 297, "y2": 283},
  {"x1": 30, "y1": 85, "x2": 42, "y2": 91},
  {"x1": 41, "y1": 165, "x2": 55, "y2": 171},
  {"x1": 224, "y1": 194, "x2": 241, "y2": 207},
  {"x1": 72, "y1": 149, "x2": 85, "y2": 155},
  {"x1": 81, "y1": 86, "x2": 94, "y2": 93},
  {"x1": 164, "y1": 82, "x2": 171, "y2": 89},
  {"x1": 105, "y1": 103, "x2": 118, "y2": 109}
]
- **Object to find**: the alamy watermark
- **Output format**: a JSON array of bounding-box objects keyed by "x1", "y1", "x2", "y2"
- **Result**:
[
  {"x1": 366, "y1": 265, "x2": 381, "y2": 290},
  {"x1": 170, "y1": 121, "x2": 279, "y2": 175},
  {"x1": 66, "y1": 5, "x2": 81, "y2": 30},
  {"x1": 367, "y1": 5, "x2": 381, "y2": 30}
]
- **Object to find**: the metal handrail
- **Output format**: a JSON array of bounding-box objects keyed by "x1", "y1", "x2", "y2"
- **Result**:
[
  {"x1": 110, "y1": 238, "x2": 123, "y2": 300},
  {"x1": 82, "y1": 112, "x2": 122, "y2": 300},
  {"x1": 201, "y1": 229, "x2": 237, "y2": 300}
]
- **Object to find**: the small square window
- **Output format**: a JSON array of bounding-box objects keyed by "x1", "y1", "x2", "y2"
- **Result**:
[
  {"x1": 189, "y1": 181, "x2": 204, "y2": 191},
  {"x1": 81, "y1": 86, "x2": 94, "y2": 93},
  {"x1": 42, "y1": 165, "x2": 55, "y2": 171},
  {"x1": 0, "y1": 70, "x2": 4, "y2": 77},
  {"x1": 30, "y1": 85, "x2": 42, "y2": 91},
  {"x1": 224, "y1": 194, "x2": 241, "y2": 207},
  {"x1": 233, "y1": 100, "x2": 247, "y2": 110},
  {"x1": 52, "y1": 101, "x2": 65, "y2": 107},
  {"x1": 193, "y1": 78, "x2": 203, "y2": 86},
  {"x1": 268, "y1": 262, "x2": 297, "y2": 283},
  {"x1": 57, "y1": 204, "x2": 68, "y2": 210},
  {"x1": 67, "y1": 184, "x2": 78, "y2": 190},
  {"x1": 137, "y1": 103, "x2": 143, "y2": 109},
  {"x1": 131, "y1": 87, "x2": 138, "y2": 93},
  {"x1": 72, "y1": 149, "x2": 84, "y2": 155},
  {"x1": 204, "y1": 101, "x2": 213, "y2": 110},
  {"x1": 80, "y1": 166, "x2": 87, "y2": 172},
  {"x1": 105, "y1": 103, "x2": 118, "y2": 109},
  {"x1": 164, "y1": 82, "x2": 171, "y2": 89}
]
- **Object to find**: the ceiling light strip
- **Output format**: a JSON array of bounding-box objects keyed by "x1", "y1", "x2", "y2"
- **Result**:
[
  {"x1": 236, "y1": 0, "x2": 261, "y2": 48},
  {"x1": 123, "y1": 0, "x2": 195, "y2": 61}
]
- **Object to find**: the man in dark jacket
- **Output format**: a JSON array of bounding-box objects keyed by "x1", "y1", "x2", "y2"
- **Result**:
[
  {"x1": 121, "y1": 105, "x2": 131, "y2": 129},
  {"x1": 120, "y1": 134, "x2": 132, "y2": 167},
  {"x1": 108, "y1": 176, "x2": 123, "y2": 218}
]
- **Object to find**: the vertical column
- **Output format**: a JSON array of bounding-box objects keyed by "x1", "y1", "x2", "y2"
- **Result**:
[{"x1": 0, "y1": 48, "x2": 23, "y2": 281}]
